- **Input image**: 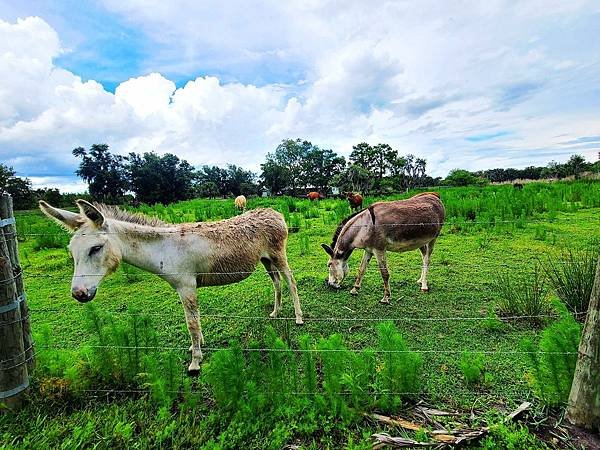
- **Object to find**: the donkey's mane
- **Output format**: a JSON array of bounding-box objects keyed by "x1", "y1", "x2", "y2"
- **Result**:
[
  {"x1": 330, "y1": 208, "x2": 366, "y2": 249},
  {"x1": 95, "y1": 203, "x2": 171, "y2": 227}
]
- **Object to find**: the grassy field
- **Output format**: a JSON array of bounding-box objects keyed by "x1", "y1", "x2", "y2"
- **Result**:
[{"x1": 2, "y1": 180, "x2": 600, "y2": 448}]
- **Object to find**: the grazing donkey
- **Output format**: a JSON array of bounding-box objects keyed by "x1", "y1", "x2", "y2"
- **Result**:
[
  {"x1": 39, "y1": 200, "x2": 303, "y2": 375},
  {"x1": 321, "y1": 192, "x2": 444, "y2": 303}
]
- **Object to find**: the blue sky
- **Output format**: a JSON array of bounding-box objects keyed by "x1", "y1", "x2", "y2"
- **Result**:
[{"x1": 0, "y1": 1, "x2": 599, "y2": 191}]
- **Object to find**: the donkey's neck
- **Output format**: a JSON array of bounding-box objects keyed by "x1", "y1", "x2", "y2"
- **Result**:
[
  {"x1": 335, "y1": 215, "x2": 362, "y2": 257},
  {"x1": 109, "y1": 220, "x2": 176, "y2": 274}
]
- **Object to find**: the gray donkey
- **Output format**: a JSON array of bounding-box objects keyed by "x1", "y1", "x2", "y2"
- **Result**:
[{"x1": 322, "y1": 192, "x2": 445, "y2": 303}]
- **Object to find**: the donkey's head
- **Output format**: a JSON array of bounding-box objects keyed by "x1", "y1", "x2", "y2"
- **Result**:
[
  {"x1": 39, "y1": 200, "x2": 122, "y2": 302},
  {"x1": 321, "y1": 244, "x2": 349, "y2": 289}
]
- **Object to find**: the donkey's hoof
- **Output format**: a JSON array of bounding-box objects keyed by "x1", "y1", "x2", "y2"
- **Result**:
[
  {"x1": 187, "y1": 368, "x2": 200, "y2": 377},
  {"x1": 295, "y1": 318, "x2": 304, "y2": 325},
  {"x1": 420, "y1": 287, "x2": 429, "y2": 293},
  {"x1": 350, "y1": 287, "x2": 359, "y2": 295},
  {"x1": 380, "y1": 298, "x2": 391, "y2": 304},
  {"x1": 269, "y1": 311, "x2": 279, "y2": 318}
]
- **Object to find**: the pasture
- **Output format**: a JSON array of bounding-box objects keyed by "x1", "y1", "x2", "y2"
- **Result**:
[{"x1": 2, "y1": 180, "x2": 600, "y2": 448}]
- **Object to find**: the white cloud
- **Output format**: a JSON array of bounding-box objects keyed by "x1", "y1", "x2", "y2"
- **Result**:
[{"x1": 1, "y1": 2, "x2": 600, "y2": 191}]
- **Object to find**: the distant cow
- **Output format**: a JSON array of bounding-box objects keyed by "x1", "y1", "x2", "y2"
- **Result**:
[
  {"x1": 307, "y1": 191, "x2": 324, "y2": 201},
  {"x1": 234, "y1": 195, "x2": 247, "y2": 211},
  {"x1": 346, "y1": 192, "x2": 363, "y2": 210},
  {"x1": 513, "y1": 183, "x2": 524, "y2": 190}
]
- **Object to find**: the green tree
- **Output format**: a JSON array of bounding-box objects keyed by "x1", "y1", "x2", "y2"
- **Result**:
[
  {"x1": 260, "y1": 139, "x2": 312, "y2": 195},
  {"x1": 225, "y1": 165, "x2": 257, "y2": 196},
  {"x1": 73, "y1": 144, "x2": 129, "y2": 203},
  {"x1": 197, "y1": 181, "x2": 219, "y2": 198},
  {"x1": 128, "y1": 152, "x2": 196, "y2": 204},
  {"x1": 403, "y1": 154, "x2": 427, "y2": 189},
  {"x1": 564, "y1": 154, "x2": 588, "y2": 179},
  {"x1": 349, "y1": 142, "x2": 376, "y2": 172},
  {"x1": 331, "y1": 164, "x2": 374, "y2": 194},
  {"x1": 302, "y1": 147, "x2": 345, "y2": 193},
  {"x1": 0, "y1": 164, "x2": 35, "y2": 209},
  {"x1": 260, "y1": 159, "x2": 290, "y2": 195},
  {"x1": 198, "y1": 166, "x2": 229, "y2": 197},
  {"x1": 444, "y1": 169, "x2": 487, "y2": 187}
]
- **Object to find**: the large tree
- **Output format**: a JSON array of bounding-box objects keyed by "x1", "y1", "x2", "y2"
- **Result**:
[
  {"x1": 260, "y1": 159, "x2": 290, "y2": 195},
  {"x1": 128, "y1": 152, "x2": 196, "y2": 204},
  {"x1": 0, "y1": 164, "x2": 35, "y2": 209},
  {"x1": 197, "y1": 166, "x2": 230, "y2": 197},
  {"x1": 302, "y1": 147, "x2": 345, "y2": 193},
  {"x1": 73, "y1": 144, "x2": 129, "y2": 202},
  {"x1": 225, "y1": 164, "x2": 258, "y2": 196}
]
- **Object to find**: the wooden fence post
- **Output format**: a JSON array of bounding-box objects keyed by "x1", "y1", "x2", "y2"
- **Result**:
[
  {"x1": 566, "y1": 258, "x2": 600, "y2": 430},
  {"x1": 0, "y1": 193, "x2": 31, "y2": 410}
]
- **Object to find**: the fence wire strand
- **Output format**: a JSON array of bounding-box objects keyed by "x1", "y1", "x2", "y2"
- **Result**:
[{"x1": 12, "y1": 215, "x2": 600, "y2": 237}]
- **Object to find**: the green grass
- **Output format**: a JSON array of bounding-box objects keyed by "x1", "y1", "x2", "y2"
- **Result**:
[{"x1": 2, "y1": 180, "x2": 600, "y2": 448}]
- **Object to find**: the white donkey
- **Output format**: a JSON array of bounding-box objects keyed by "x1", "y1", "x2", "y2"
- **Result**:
[{"x1": 40, "y1": 200, "x2": 303, "y2": 375}]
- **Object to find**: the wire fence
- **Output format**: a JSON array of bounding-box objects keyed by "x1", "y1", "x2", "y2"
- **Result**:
[
  {"x1": 11, "y1": 215, "x2": 600, "y2": 237},
  {"x1": 4, "y1": 206, "x2": 596, "y2": 405}
]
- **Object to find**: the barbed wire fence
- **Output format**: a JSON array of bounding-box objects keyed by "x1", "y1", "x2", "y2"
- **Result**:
[{"x1": 1, "y1": 197, "x2": 598, "y2": 407}]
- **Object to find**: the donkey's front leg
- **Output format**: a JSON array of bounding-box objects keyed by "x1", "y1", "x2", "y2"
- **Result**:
[
  {"x1": 177, "y1": 284, "x2": 204, "y2": 376},
  {"x1": 374, "y1": 250, "x2": 391, "y2": 304},
  {"x1": 350, "y1": 250, "x2": 373, "y2": 295}
]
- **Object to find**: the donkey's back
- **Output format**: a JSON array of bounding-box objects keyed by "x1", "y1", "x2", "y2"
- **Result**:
[{"x1": 369, "y1": 192, "x2": 444, "y2": 250}]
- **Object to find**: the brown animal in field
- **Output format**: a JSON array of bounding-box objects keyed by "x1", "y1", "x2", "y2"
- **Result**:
[
  {"x1": 234, "y1": 195, "x2": 247, "y2": 211},
  {"x1": 513, "y1": 183, "x2": 523, "y2": 190},
  {"x1": 345, "y1": 192, "x2": 363, "y2": 210},
  {"x1": 39, "y1": 200, "x2": 303, "y2": 376},
  {"x1": 321, "y1": 192, "x2": 444, "y2": 302},
  {"x1": 307, "y1": 191, "x2": 324, "y2": 201}
]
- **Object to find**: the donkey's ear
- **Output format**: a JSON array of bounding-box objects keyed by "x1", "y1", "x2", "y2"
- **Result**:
[
  {"x1": 76, "y1": 200, "x2": 104, "y2": 227},
  {"x1": 321, "y1": 243, "x2": 334, "y2": 257},
  {"x1": 39, "y1": 200, "x2": 84, "y2": 231}
]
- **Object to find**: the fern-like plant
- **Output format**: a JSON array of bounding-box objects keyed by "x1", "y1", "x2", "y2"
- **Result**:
[{"x1": 521, "y1": 315, "x2": 581, "y2": 405}]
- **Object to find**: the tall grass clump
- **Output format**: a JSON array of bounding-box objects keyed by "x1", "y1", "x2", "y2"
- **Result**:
[
  {"x1": 34, "y1": 306, "x2": 184, "y2": 404},
  {"x1": 521, "y1": 314, "x2": 581, "y2": 405},
  {"x1": 495, "y1": 265, "x2": 552, "y2": 326},
  {"x1": 32, "y1": 229, "x2": 69, "y2": 250},
  {"x1": 542, "y1": 244, "x2": 599, "y2": 320},
  {"x1": 375, "y1": 321, "x2": 422, "y2": 410},
  {"x1": 460, "y1": 352, "x2": 485, "y2": 385}
]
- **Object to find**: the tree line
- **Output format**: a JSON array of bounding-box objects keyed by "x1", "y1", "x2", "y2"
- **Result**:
[{"x1": 1, "y1": 139, "x2": 598, "y2": 209}]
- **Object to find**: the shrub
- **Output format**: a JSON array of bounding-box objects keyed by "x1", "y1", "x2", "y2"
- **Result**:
[
  {"x1": 33, "y1": 231, "x2": 69, "y2": 250},
  {"x1": 375, "y1": 321, "x2": 422, "y2": 410},
  {"x1": 542, "y1": 244, "x2": 599, "y2": 320},
  {"x1": 495, "y1": 265, "x2": 552, "y2": 326},
  {"x1": 521, "y1": 314, "x2": 581, "y2": 405},
  {"x1": 460, "y1": 352, "x2": 485, "y2": 385}
]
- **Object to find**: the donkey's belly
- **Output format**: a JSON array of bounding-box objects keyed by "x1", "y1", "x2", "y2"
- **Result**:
[
  {"x1": 197, "y1": 271, "x2": 254, "y2": 287},
  {"x1": 196, "y1": 254, "x2": 258, "y2": 287},
  {"x1": 386, "y1": 237, "x2": 431, "y2": 252}
]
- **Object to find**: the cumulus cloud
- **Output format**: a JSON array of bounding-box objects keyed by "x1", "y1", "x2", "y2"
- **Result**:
[{"x1": 1, "y1": 2, "x2": 600, "y2": 191}]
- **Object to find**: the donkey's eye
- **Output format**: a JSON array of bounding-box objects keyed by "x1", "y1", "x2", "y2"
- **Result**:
[{"x1": 89, "y1": 245, "x2": 104, "y2": 256}]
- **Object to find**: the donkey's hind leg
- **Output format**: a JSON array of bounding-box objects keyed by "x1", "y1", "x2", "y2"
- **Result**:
[
  {"x1": 419, "y1": 239, "x2": 436, "y2": 292},
  {"x1": 374, "y1": 249, "x2": 391, "y2": 304},
  {"x1": 417, "y1": 245, "x2": 427, "y2": 285},
  {"x1": 271, "y1": 253, "x2": 304, "y2": 325},
  {"x1": 261, "y1": 257, "x2": 282, "y2": 318}
]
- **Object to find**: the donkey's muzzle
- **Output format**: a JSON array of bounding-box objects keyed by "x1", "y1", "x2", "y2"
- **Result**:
[
  {"x1": 72, "y1": 286, "x2": 96, "y2": 303},
  {"x1": 325, "y1": 280, "x2": 342, "y2": 290}
]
